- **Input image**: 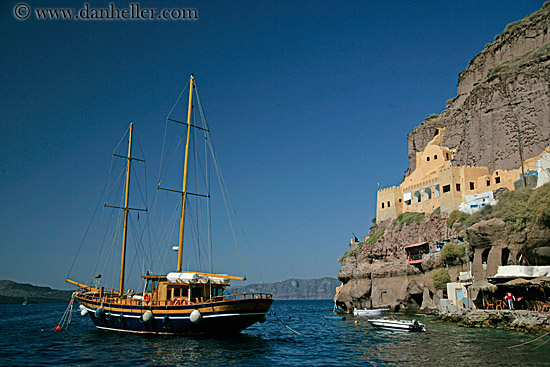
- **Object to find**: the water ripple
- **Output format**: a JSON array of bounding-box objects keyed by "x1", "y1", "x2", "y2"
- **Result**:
[{"x1": 1, "y1": 301, "x2": 549, "y2": 366}]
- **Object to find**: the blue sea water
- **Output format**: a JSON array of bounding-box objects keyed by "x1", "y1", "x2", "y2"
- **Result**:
[{"x1": 1, "y1": 300, "x2": 549, "y2": 366}]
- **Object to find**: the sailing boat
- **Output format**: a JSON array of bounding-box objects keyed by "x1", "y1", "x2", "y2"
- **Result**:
[{"x1": 67, "y1": 75, "x2": 273, "y2": 334}]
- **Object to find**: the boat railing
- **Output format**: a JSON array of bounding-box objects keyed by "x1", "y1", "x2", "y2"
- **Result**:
[
  {"x1": 77, "y1": 290, "x2": 273, "y2": 307},
  {"x1": 217, "y1": 293, "x2": 273, "y2": 301}
]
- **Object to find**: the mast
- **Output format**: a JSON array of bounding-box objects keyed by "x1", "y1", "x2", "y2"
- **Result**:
[
  {"x1": 119, "y1": 123, "x2": 134, "y2": 296},
  {"x1": 177, "y1": 74, "x2": 195, "y2": 272}
]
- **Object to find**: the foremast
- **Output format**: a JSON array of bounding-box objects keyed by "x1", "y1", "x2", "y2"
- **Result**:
[{"x1": 105, "y1": 123, "x2": 146, "y2": 296}]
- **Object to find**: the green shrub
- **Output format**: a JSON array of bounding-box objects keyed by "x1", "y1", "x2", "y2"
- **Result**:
[
  {"x1": 431, "y1": 207, "x2": 441, "y2": 216},
  {"x1": 463, "y1": 211, "x2": 485, "y2": 229},
  {"x1": 395, "y1": 212, "x2": 425, "y2": 227},
  {"x1": 366, "y1": 228, "x2": 385, "y2": 244},
  {"x1": 433, "y1": 269, "x2": 451, "y2": 290},
  {"x1": 527, "y1": 183, "x2": 550, "y2": 228},
  {"x1": 446, "y1": 210, "x2": 469, "y2": 227},
  {"x1": 492, "y1": 187, "x2": 532, "y2": 231},
  {"x1": 440, "y1": 242, "x2": 465, "y2": 264}
]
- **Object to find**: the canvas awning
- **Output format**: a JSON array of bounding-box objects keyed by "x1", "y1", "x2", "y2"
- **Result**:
[
  {"x1": 500, "y1": 278, "x2": 537, "y2": 288},
  {"x1": 166, "y1": 272, "x2": 230, "y2": 285}
]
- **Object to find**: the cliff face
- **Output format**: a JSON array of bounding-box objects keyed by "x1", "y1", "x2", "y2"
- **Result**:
[
  {"x1": 406, "y1": 3, "x2": 550, "y2": 176},
  {"x1": 337, "y1": 3, "x2": 550, "y2": 313},
  {"x1": 335, "y1": 216, "x2": 462, "y2": 313},
  {"x1": 467, "y1": 218, "x2": 550, "y2": 282}
]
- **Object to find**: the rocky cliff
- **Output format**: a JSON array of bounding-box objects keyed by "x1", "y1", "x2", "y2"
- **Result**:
[
  {"x1": 336, "y1": 3, "x2": 550, "y2": 313},
  {"x1": 335, "y1": 215, "x2": 463, "y2": 313},
  {"x1": 406, "y1": 2, "x2": 550, "y2": 176}
]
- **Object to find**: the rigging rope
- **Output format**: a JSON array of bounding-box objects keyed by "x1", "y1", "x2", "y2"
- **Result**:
[{"x1": 55, "y1": 293, "x2": 76, "y2": 331}]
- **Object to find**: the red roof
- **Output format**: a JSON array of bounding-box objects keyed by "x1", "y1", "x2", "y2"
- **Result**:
[{"x1": 404, "y1": 241, "x2": 429, "y2": 249}]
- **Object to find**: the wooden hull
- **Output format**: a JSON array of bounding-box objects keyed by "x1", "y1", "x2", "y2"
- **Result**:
[{"x1": 76, "y1": 295, "x2": 273, "y2": 334}]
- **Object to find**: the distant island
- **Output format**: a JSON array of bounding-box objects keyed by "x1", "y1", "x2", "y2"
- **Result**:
[
  {"x1": 0, "y1": 280, "x2": 73, "y2": 304},
  {"x1": 0, "y1": 277, "x2": 341, "y2": 304},
  {"x1": 225, "y1": 277, "x2": 341, "y2": 300}
]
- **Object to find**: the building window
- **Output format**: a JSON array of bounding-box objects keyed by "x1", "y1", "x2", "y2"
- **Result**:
[
  {"x1": 456, "y1": 183, "x2": 461, "y2": 192},
  {"x1": 469, "y1": 182, "x2": 475, "y2": 190},
  {"x1": 434, "y1": 184, "x2": 440, "y2": 198},
  {"x1": 487, "y1": 179, "x2": 490, "y2": 186},
  {"x1": 434, "y1": 155, "x2": 438, "y2": 160},
  {"x1": 427, "y1": 157, "x2": 430, "y2": 162},
  {"x1": 424, "y1": 187, "x2": 432, "y2": 201},
  {"x1": 495, "y1": 177, "x2": 501, "y2": 184},
  {"x1": 399, "y1": 198, "x2": 402, "y2": 203},
  {"x1": 414, "y1": 190, "x2": 422, "y2": 203},
  {"x1": 445, "y1": 152, "x2": 449, "y2": 160},
  {"x1": 387, "y1": 201, "x2": 391, "y2": 208},
  {"x1": 381, "y1": 202, "x2": 384, "y2": 209},
  {"x1": 443, "y1": 184, "x2": 451, "y2": 193}
]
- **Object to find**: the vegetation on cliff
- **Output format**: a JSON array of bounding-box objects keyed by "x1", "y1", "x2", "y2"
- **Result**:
[
  {"x1": 486, "y1": 43, "x2": 550, "y2": 81},
  {"x1": 433, "y1": 269, "x2": 451, "y2": 291},
  {"x1": 395, "y1": 212, "x2": 425, "y2": 227},
  {"x1": 366, "y1": 228, "x2": 385, "y2": 244},
  {"x1": 439, "y1": 242, "x2": 466, "y2": 265},
  {"x1": 448, "y1": 183, "x2": 550, "y2": 233},
  {"x1": 498, "y1": 1, "x2": 550, "y2": 40}
]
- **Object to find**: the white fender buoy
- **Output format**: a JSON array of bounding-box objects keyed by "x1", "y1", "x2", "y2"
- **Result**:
[
  {"x1": 190, "y1": 309, "x2": 202, "y2": 323},
  {"x1": 95, "y1": 307, "x2": 105, "y2": 317},
  {"x1": 142, "y1": 310, "x2": 154, "y2": 323},
  {"x1": 259, "y1": 315, "x2": 267, "y2": 323},
  {"x1": 81, "y1": 308, "x2": 89, "y2": 317}
]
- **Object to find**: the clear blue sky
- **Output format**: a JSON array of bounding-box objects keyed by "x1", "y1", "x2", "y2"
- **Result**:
[{"x1": 0, "y1": 1, "x2": 545, "y2": 290}]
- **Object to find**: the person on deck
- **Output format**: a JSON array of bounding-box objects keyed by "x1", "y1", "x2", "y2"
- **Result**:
[{"x1": 505, "y1": 291, "x2": 515, "y2": 310}]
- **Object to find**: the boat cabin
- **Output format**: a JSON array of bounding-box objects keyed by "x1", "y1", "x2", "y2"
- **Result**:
[
  {"x1": 405, "y1": 241, "x2": 430, "y2": 264},
  {"x1": 142, "y1": 272, "x2": 230, "y2": 306}
]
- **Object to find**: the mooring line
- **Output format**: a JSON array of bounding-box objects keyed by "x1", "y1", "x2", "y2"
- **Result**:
[
  {"x1": 508, "y1": 331, "x2": 550, "y2": 349},
  {"x1": 272, "y1": 313, "x2": 301, "y2": 335}
]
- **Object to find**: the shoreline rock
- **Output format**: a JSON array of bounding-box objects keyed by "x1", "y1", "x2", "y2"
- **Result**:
[{"x1": 438, "y1": 308, "x2": 550, "y2": 333}]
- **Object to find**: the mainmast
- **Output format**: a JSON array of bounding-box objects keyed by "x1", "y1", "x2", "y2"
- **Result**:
[
  {"x1": 177, "y1": 74, "x2": 195, "y2": 272},
  {"x1": 119, "y1": 123, "x2": 133, "y2": 296}
]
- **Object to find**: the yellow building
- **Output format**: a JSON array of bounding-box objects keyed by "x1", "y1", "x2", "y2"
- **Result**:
[{"x1": 376, "y1": 128, "x2": 524, "y2": 223}]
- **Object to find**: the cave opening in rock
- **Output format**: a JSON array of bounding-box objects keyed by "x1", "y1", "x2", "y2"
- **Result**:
[
  {"x1": 501, "y1": 248, "x2": 510, "y2": 265},
  {"x1": 482, "y1": 248, "x2": 491, "y2": 264},
  {"x1": 410, "y1": 293, "x2": 423, "y2": 307}
]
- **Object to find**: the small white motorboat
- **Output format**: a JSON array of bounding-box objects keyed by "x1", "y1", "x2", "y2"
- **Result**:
[
  {"x1": 368, "y1": 318, "x2": 426, "y2": 332},
  {"x1": 353, "y1": 308, "x2": 389, "y2": 317}
]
